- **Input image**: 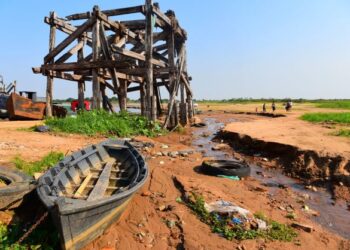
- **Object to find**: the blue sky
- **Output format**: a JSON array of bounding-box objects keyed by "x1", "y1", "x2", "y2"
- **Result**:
[{"x1": 1, "y1": 0, "x2": 350, "y2": 99}]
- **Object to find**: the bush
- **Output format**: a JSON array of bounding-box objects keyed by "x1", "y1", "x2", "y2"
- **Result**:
[{"x1": 45, "y1": 110, "x2": 165, "y2": 137}]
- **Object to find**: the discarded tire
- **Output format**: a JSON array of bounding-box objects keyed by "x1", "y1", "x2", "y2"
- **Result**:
[
  {"x1": 200, "y1": 160, "x2": 251, "y2": 178},
  {"x1": 0, "y1": 166, "x2": 35, "y2": 210}
]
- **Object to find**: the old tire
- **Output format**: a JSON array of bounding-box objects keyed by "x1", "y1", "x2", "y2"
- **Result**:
[
  {"x1": 0, "y1": 166, "x2": 35, "y2": 210},
  {"x1": 201, "y1": 160, "x2": 251, "y2": 177}
]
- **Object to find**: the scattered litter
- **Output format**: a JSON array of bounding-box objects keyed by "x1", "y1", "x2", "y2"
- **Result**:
[
  {"x1": 256, "y1": 218, "x2": 267, "y2": 230},
  {"x1": 204, "y1": 200, "x2": 250, "y2": 217},
  {"x1": 232, "y1": 217, "x2": 242, "y2": 224},
  {"x1": 35, "y1": 125, "x2": 50, "y2": 133},
  {"x1": 217, "y1": 175, "x2": 240, "y2": 181},
  {"x1": 159, "y1": 161, "x2": 165, "y2": 165},
  {"x1": 161, "y1": 144, "x2": 169, "y2": 149},
  {"x1": 262, "y1": 157, "x2": 268, "y2": 162}
]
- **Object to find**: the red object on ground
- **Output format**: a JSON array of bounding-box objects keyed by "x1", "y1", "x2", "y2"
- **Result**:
[{"x1": 71, "y1": 100, "x2": 91, "y2": 112}]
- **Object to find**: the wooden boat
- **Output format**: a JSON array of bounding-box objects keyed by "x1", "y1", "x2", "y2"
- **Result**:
[
  {"x1": 37, "y1": 140, "x2": 148, "y2": 250},
  {"x1": 6, "y1": 92, "x2": 46, "y2": 120}
]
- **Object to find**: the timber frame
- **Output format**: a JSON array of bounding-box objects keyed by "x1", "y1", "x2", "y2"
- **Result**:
[{"x1": 33, "y1": 1, "x2": 194, "y2": 128}]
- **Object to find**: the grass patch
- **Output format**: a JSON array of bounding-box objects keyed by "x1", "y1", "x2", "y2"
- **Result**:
[
  {"x1": 186, "y1": 193, "x2": 297, "y2": 242},
  {"x1": 314, "y1": 100, "x2": 350, "y2": 110},
  {"x1": 301, "y1": 112, "x2": 350, "y2": 124},
  {"x1": 336, "y1": 129, "x2": 350, "y2": 137},
  {"x1": 0, "y1": 221, "x2": 59, "y2": 250},
  {"x1": 45, "y1": 110, "x2": 165, "y2": 137},
  {"x1": 12, "y1": 152, "x2": 64, "y2": 176}
]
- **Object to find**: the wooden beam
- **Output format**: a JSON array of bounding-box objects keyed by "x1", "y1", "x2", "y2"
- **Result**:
[
  {"x1": 92, "y1": 6, "x2": 101, "y2": 109},
  {"x1": 127, "y1": 81, "x2": 166, "y2": 92},
  {"x1": 100, "y1": 22, "x2": 120, "y2": 92},
  {"x1": 46, "y1": 11, "x2": 56, "y2": 118},
  {"x1": 55, "y1": 39, "x2": 85, "y2": 64},
  {"x1": 151, "y1": 5, "x2": 172, "y2": 27},
  {"x1": 96, "y1": 11, "x2": 143, "y2": 43},
  {"x1": 44, "y1": 16, "x2": 93, "y2": 47},
  {"x1": 87, "y1": 160, "x2": 113, "y2": 201},
  {"x1": 112, "y1": 45, "x2": 166, "y2": 67},
  {"x1": 44, "y1": 16, "x2": 96, "y2": 64},
  {"x1": 66, "y1": 5, "x2": 145, "y2": 20},
  {"x1": 77, "y1": 37, "x2": 85, "y2": 110},
  {"x1": 146, "y1": 0, "x2": 155, "y2": 120}
]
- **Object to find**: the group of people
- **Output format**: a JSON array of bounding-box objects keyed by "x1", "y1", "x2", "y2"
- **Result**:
[{"x1": 259, "y1": 100, "x2": 293, "y2": 113}]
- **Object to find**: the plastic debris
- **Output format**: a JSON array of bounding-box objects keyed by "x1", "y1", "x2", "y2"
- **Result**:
[
  {"x1": 217, "y1": 175, "x2": 240, "y2": 181},
  {"x1": 256, "y1": 218, "x2": 267, "y2": 230},
  {"x1": 232, "y1": 217, "x2": 242, "y2": 224},
  {"x1": 35, "y1": 125, "x2": 50, "y2": 133},
  {"x1": 204, "y1": 200, "x2": 250, "y2": 217}
]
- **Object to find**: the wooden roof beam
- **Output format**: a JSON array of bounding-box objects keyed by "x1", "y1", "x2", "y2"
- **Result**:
[
  {"x1": 66, "y1": 5, "x2": 145, "y2": 20},
  {"x1": 44, "y1": 16, "x2": 96, "y2": 64}
]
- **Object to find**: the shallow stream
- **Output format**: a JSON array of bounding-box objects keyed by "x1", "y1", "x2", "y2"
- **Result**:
[{"x1": 192, "y1": 117, "x2": 350, "y2": 239}]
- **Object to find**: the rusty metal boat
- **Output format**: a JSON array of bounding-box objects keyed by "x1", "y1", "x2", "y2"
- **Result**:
[
  {"x1": 37, "y1": 140, "x2": 148, "y2": 250},
  {"x1": 6, "y1": 92, "x2": 46, "y2": 120}
]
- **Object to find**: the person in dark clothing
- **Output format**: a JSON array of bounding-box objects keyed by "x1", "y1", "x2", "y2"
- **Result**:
[
  {"x1": 262, "y1": 103, "x2": 266, "y2": 113},
  {"x1": 272, "y1": 101, "x2": 276, "y2": 112}
]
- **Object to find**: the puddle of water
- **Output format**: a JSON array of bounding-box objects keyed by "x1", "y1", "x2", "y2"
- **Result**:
[{"x1": 192, "y1": 117, "x2": 350, "y2": 239}]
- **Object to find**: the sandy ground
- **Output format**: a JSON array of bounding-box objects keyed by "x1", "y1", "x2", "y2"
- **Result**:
[
  {"x1": 0, "y1": 111, "x2": 349, "y2": 249},
  {"x1": 224, "y1": 113, "x2": 350, "y2": 158}
]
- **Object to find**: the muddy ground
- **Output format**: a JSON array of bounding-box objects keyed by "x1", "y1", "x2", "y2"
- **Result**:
[{"x1": 0, "y1": 110, "x2": 350, "y2": 250}]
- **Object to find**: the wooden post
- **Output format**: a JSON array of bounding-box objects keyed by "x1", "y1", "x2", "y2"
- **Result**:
[
  {"x1": 166, "y1": 29, "x2": 175, "y2": 127},
  {"x1": 154, "y1": 83, "x2": 162, "y2": 116},
  {"x1": 179, "y1": 82, "x2": 187, "y2": 125},
  {"x1": 145, "y1": 0, "x2": 155, "y2": 121},
  {"x1": 46, "y1": 11, "x2": 56, "y2": 117},
  {"x1": 119, "y1": 79, "x2": 127, "y2": 111},
  {"x1": 140, "y1": 82, "x2": 146, "y2": 116},
  {"x1": 77, "y1": 37, "x2": 85, "y2": 110},
  {"x1": 92, "y1": 6, "x2": 101, "y2": 109}
]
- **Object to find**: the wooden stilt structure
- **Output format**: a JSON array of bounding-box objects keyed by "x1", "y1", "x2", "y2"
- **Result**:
[{"x1": 33, "y1": 1, "x2": 193, "y2": 128}]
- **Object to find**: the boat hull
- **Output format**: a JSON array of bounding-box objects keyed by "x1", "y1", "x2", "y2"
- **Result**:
[
  {"x1": 55, "y1": 194, "x2": 132, "y2": 250},
  {"x1": 37, "y1": 140, "x2": 148, "y2": 250},
  {"x1": 6, "y1": 93, "x2": 45, "y2": 120}
]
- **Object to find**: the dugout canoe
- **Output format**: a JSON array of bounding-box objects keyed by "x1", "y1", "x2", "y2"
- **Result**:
[
  {"x1": 37, "y1": 140, "x2": 148, "y2": 250},
  {"x1": 6, "y1": 92, "x2": 46, "y2": 120}
]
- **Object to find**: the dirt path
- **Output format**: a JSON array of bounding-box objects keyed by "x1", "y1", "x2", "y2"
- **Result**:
[{"x1": 0, "y1": 121, "x2": 101, "y2": 165}]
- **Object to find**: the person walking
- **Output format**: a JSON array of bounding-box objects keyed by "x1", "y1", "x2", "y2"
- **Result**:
[
  {"x1": 272, "y1": 101, "x2": 276, "y2": 112},
  {"x1": 262, "y1": 103, "x2": 266, "y2": 113}
]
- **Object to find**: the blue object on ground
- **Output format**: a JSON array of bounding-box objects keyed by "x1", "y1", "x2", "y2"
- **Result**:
[
  {"x1": 232, "y1": 217, "x2": 242, "y2": 224},
  {"x1": 217, "y1": 175, "x2": 240, "y2": 181}
]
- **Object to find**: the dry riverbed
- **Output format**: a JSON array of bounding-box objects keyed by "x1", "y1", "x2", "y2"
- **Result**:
[{"x1": 0, "y1": 113, "x2": 349, "y2": 250}]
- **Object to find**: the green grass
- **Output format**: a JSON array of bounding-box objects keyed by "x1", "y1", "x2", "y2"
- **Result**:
[
  {"x1": 44, "y1": 110, "x2": 165, "y2": 137},
  {"x1": 336, "y1": 129, "x2": 350, "y2": 137},
  {"x1": 0, "y1": 221, "x2": 59, "y2": 250},
  {"x1": 12, "y1": 151, "x2": 64, "y2": 176},
  {"x1": 313, "y1": 100, "x2": 350, "y2": 110},
  {"x1": 301, "y1": 112, "x2": 350, "y2": 124},
  {"x1": 185, "y1": 193, "x2": 297, "y2": 242}
]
